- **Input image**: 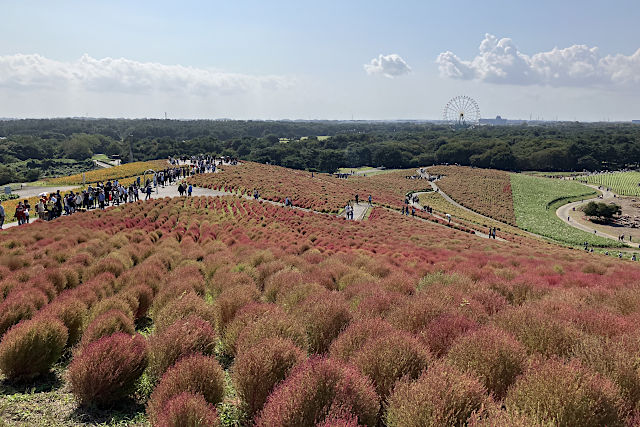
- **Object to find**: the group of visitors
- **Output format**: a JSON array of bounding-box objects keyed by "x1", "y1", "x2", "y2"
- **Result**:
[
  {"x1": 177, "y1": 183, "x2": 193, "y2": 197},
  {"x1": 618, "y1": 234, "x2": 631, "y2": 242}
]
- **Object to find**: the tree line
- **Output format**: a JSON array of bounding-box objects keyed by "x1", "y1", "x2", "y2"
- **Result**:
[{"x1": 0, "y1": 118, "x2": 639, "y2": 184}]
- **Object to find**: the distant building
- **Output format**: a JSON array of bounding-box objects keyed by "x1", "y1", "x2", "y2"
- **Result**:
[
  {"x1": 633, "y1": 120, "x2": 640, "y2": 124},
  {"x1": 479, "y1": 115, "x2": 508, "y2": 126}
]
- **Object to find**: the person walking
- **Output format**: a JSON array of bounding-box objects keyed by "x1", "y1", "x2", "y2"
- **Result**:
[
  {"x1": 368, "y1": 195, "x2": 372, "y2": 206},
  {"x1": 0, "y1": 201, "x2": 4, "y2": 230},
  {"x1": 146, "y1": 185, "x2": 152, "y2": 200},
  {"x1": 188, "y1": 184, "x2": 193, "y2": 197},
  {"x1": 23, "y1": 200, "x2": 30, "y2": 224},
  {"x1": 355, "y1": 194, "x2": 359, "y2": 205}
]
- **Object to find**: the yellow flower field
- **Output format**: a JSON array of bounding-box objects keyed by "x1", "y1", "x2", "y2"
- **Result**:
[{"x1": 46, "y1": 160, "x2": 170, "y2": 185}]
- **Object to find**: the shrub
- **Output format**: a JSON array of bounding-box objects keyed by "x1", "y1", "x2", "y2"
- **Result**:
[
  {"x1": 222, "y1": 303, "x2": 287, "y2": 356},
  {"x1": 447, "y1": 327, "x2": 527, "y2": 399},
  {"x1": 233, "y1": 337, "x2": 306, "y2": 417},
  {"x1": 147, "y1": 354, "x2": 225, "y2": 425},
  {"x1": 88, "y1": 256, "x2": 125, "y2": 278},
  {"x1": 351, "y1": 331, "x2": 431, "y2": 400},
  {"x1": 0, "y1": 317, "x2": 68, "y2": 380},
  {"x1": 0, "y1": 288, "x2": 48, "y2": 337},
  {"x1": 87, "y1": 296, "x2": 135, "y2": 325},
  {"x1": 495, "y1": 306, "x2": 582, "y2": 357},
  {"x1": 330, "y1": 319, "x2": 398, "y2": 362},
  {"x1": 36, "y1": 297, "x2": 87, "y2": 346},
  {"x1": 386, "y1": 294, "x2": 444, "y2": 334},
  {"x1": 385, "y1": 360, "x2": 488, "y2": 427},
  {"x1": 79, "y1": 309, "x2": 135, "y2": 349},
  {"x1": 572, "y1": 334, "x2": 640, "y2": 412},
  {"x1": 295, "y1": 292, "x2": 352, "y2": 353},
  {"x1": 148, "y1": 316, "x2": 218, "y2": 379},
  {"x1": 152, "y1": 284, "x2": 201, "y2": 315},
  {"x1": 156, "y1": 392, "x2": 220, "y2": 427},
  {"x1": 68, "y1": 333, "x2": 148, "y2": 407},
  {"x1": 214, "y1": 285, "x2": 259, "y2": 333},
  {"x1": 153, "y1": 293, "x2": 216, "y2": 334},
  {"x1": 256, "y1": 357, "x2": 379, "y2": 427},
  {"x1": 505, "y1": 358, "x2": 626, "y2": 426},
  {"x1": 127, "y1": 284, "x2": 154, "y2": 319},
  {"x1": 236, "y1": 309, "x2": 307, "y2": 356},
  {"x1": 420, "y1": 312, "x2": 478, "y2": 357}
]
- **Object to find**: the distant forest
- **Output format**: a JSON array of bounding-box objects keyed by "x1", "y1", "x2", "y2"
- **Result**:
[{"x1": 1, "y1": 118, "x2": 639, "y2": 184}]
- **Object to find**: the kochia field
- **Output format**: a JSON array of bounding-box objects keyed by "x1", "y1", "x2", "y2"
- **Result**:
[{"x1": 1, "y1": 167, "x2": 640, "y2": 425}]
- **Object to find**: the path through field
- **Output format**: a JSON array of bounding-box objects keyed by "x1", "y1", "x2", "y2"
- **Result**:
[{"x1": 555, "y1": 184, "x2": 627, "y2": 243}]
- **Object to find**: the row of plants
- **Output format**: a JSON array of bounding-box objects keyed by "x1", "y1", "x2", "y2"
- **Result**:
[
  {"x1": 579, "y1": 171, "x2": 640, "y2": 196},
  {"x1": 2, "y1": 196, "x2": 640, "y2": 425},
  {"x1": 427, "y1": 165, "x2": 517, "y2": 225}
]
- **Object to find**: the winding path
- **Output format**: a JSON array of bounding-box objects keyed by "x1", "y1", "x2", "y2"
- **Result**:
[{"x1": 555, "y1": 184, "x2": 627, "y2": 243}]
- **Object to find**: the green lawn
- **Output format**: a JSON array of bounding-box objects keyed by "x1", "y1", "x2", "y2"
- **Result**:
[
  {"x1": 578, "y1": 171, "x2": 640, "y2": 196},
  {"x1": 510, "y1": 174, "x2": 622, "y2": 247}
]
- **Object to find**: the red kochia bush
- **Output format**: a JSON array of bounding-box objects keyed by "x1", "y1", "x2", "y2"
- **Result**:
[
  {"x1": 505, "y1": 359, "x2": 626, "y2": 426},
  {"x1": 256, "y1": 357, "x2": 379, "y2": 427},
  {"x1": 147, "y1": 354, "x2": 225, "y2": 425},
  {"x1": 0, "y1": 288, "x2": 48, "y2": 337},
  {"x1": 0, "y1": 317, "x2": 68, "y2": 380},
  {"x1": 233, "y1": 337, "x2": 306, "y2": 417},
  {"x1": 126, "y1": 284, "x2": 154, "y2": 319},
  {"x1": 385, "y1": 360, "x2": 488, "y2": 427},
  {"x1": 36, "y1": 297, "x2": 87, "y2": 346},
  {"x1": 234, "y1": 306, "x2": 307, "y2": 356},
  {"x1": 153, "y1": 293, "x2": 216, "y2": 334},
  {"x1": 331, "y1": 320, "x2": 431, "y2": 400},
  {"x1": 156, "y1": 392, "x2": 221, "y2": 427},
  {"x1": 447, "y1": 327, "x2": 527, "y2": 399},
  {"x1": 214, "y1": 285, "x2": 260, "y2": 333},
  {"x1": 148, "y1": 316, "x2": 217, "y2": 379},
  {"x1": 420, "y1": 312, "x2": 478, "y2": 357},
  {"x1": 79, "y1": 309, "x2": 136, "y2": 349},
  {"x1": 294, "y1": 292, "x2": 352, "y2": 353},
  {"x1": 68, "y1": 333, "x2": 148, "y2": 407}
]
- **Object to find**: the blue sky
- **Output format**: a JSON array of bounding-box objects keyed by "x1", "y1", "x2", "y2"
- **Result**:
[{"x1": 1, "y1": 0, "x2": 639, "y2": 120}]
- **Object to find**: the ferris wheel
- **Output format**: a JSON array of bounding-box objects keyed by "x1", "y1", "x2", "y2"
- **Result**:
[{"x1": 443, "y1": 95, "x2": 481, "y2": 129}]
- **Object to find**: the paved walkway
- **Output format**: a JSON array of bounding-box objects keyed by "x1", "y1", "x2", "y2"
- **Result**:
[
  {"x1": 409, "y1": 191, "x2": 503, "y2": 241},
  {"x1": 555, "y1": 184, "x2": 628, "y2": 243}
]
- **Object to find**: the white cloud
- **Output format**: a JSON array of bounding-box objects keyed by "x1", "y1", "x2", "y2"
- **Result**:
[
  {"x1": 364, "y1": 54, "x2": 411, "y2": 78},
  {"x1": 436, "y1": 33, "x2": 640, "y2": 87},
  {"x1": 0, "y1": 53, "x2": 291, "y2": 95}
]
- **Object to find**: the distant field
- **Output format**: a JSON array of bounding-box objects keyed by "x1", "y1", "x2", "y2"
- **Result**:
[
  {"x1": 46, "y1": 159, "x2": 169, "y2": 186},
  {"x1": 578, "y1": 172, "x2": 640, "y2": 196},
  {"x1": 510, "y1": 174, "x2": 620, "y2": 247},
  {"x1": 525, "y1": 171, "x2": 586, "y2": 178}
]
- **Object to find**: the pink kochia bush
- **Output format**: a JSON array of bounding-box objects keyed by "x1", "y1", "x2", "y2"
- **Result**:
[
  {"x1": 232, "y1": 337, "x2": 306, "y2": 417},
  {"x1": 294, "y1": 292, "x2": 352, "y2": 354},
  {"x1": 505, "y1": 358, "x2": 626, "y2": 426},
  {"x1": 0, "y1": 317, "x2": 68, "y2": 380},
  {"x1": 330, "y1": 319, "x2": 431, "y2": 400},
  {"x1": 385, "y1": 360, "x2": 488, "y2": 427},
  {"x1": 148, "y1": 316, "x2": 218, "y2": 379},
  {"x1": 156, "y1": 392, "x2": 220, "y2": 427},
  {"x1": 35, "y1": 296, "x2": 87, "y2": 346},
  {"x1": 79, "y1": 309, "x2": 135, "y2": 349},
  {"x1": 0, "y1": 288, "x2": 49, "y2": 337},
  {"x1": 147, "y1": 354, "x2": 225, "y2": 425},
  {"x1": 256, "y1": 357, "x2": 379, "y2": 427},
  {"x1": 68, "y1": 333, "x2": 148, "y2": 407},
  {"x1": 446, "y1": 327, "x2": 527, "y2": 399}
]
